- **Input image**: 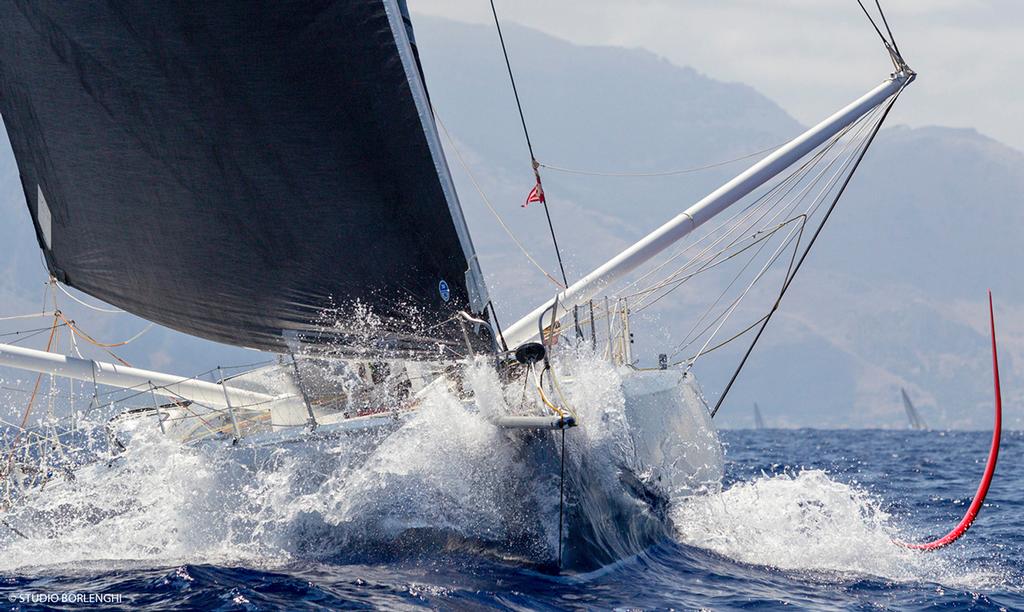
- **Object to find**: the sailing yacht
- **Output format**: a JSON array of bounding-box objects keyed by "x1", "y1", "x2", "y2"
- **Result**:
[
  {"x1": 754, "y1": 403, "x2": 767, "y2": 430},
  {"x1": 0, "y1": 1, "x2": 912, "y2": 570},
  {"x1": 901, "y1": 388, "x2": 929, "y2": 430}
]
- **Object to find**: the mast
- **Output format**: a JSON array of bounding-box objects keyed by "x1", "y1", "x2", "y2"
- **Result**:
[{"x1": 502, "y1": 69, "x2": 914, "y2": 349}]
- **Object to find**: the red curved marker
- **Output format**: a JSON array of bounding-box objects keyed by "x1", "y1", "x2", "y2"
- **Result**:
[{"x1": 899, "y1": 291, "x2": 1002, "y2": 551}]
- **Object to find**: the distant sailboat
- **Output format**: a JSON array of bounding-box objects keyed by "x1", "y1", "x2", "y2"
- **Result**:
[
  {"x1": 753, "y1": 403, "x2": 767, "y2": 430},
  {"x1": 901, "y1": 388, "x2": 929, "y2": 430}
]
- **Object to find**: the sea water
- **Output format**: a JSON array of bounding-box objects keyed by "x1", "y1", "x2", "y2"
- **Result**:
[{"x1": 0, "y1": 370, "x2": 1020, "y2": 609}]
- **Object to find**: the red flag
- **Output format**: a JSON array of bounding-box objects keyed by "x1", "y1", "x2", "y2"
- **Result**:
[{"x1": 523, "y1": 182, "x2": 545, "y2": 208}]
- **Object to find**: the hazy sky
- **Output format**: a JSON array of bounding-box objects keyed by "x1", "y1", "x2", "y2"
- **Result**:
[{"x1": 411, "y1": 1, "x2": 1024, "y2": 151}]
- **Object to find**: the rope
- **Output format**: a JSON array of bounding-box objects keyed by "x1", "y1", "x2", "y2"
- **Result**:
[
  {"x1": 55, "y1": 314, "x2": 137, "y2": 367},
  {"x1": 669, "y1": 107, "x2": 876, "y2": 367},
  {"x1": 874, "y1": 0, "x2": 903, "y2": 59},
  {"x1": 614, "y1": 123, "x2": 855, "y2": 302},
  {"x1": 538, "y1": 143, "x2": 783, "y2": 178},
  {"x1": 0, "y1": 311, "x2": 56, "y2": 322},
  {"x1": 680, "y1": 109, "x2": 877, "y2": 345},
  {"x1": 488, "y1": 0, "x2": 569, "y2": 288},
  {"x1": 595, "y1": 100, "x2": 881, "y2": 369},
  {"x1": 633, "y1": 104, "x2": 884, "y2": 356},
  {"x1": 627, "y1": 147, "x2": 824, "y2": 319},
  {"x1": 0, "y1": 323, "x2": 66, "y2": 340},
  {"x1": 537, "y1": 385, "x2": 566, "y2": 418},
  {"x1": 855, "y1": 0, "x2": 903, "y2": 70},
  {"x1": 557, "y1": 426, "x2": 566, "y2": 570},
  {"x1": 2, "y1": 314, "x2": 61, "y2": 472},
  {"x1": 687, "y1": 217, "x2": 806, "y2": 367},
  {"x1": 58, "y1": 313, "x2": 153, "y2": 349},
  {"x1": 637, "y1": 107, "x2": 875, "y2": 303},
  {"x1": 666, "y1": 217, "x2": 807, "y2": 360},
  {"x1": 711, "y1": 84, "x2": 907, "y2": 418},
  {"x1": 54, "y1": 282, "x2": 124, "y2": 314},
  {"x1": 856, "y1": 0, "x2": 890, "y2": 48},
  {"x1": 633, "y1": 217, "x2": 797, "y2": 310},
  {"x1": 435, "y1": 112, "x2": 565, "y2": 289}
]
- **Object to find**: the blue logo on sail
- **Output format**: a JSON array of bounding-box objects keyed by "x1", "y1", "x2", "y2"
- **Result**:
[{"x1": 438, "y1": 279, "x2": 450, "y2": 302}]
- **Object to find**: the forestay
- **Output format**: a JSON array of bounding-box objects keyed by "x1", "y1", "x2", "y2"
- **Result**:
[{"x1": 0, "y1": 0, "x2": 491, "y2": 356}]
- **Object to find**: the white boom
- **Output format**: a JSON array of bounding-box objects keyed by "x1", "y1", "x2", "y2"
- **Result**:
[
  {"x1": 0, "y1": 343, "x2": 276, "y2": 408},
  {"x1": 502, "y1": 70, "x2": 914, "y2": 349}
]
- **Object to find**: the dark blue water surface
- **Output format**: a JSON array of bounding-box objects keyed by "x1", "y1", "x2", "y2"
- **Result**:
[{"x1": 2, "y1": 429, "x2": 1021, "y2": 610}]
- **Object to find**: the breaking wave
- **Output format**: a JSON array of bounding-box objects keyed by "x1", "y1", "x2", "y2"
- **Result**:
[
  {"x1": 672, "y1": 469, "x2": 1012, "y2": 589},
  {"x1": 0, "y1": 352, "x2": 681, "y2": 573},
  {"x1": 1, "y1": 353, "x2": 1013, "y2": 598}
]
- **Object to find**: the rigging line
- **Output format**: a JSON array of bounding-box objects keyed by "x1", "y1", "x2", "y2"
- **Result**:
[
  {"x1": 487, "y1": 300, "x2": 509, "y2": 352},
  {"x1": 0, "y1": 311, "x2": 56, "y2": 322},
  {"x1": 53, "y1": 281, "x2": 124, "y2": 314},
  {"x1": 856, "y1": 0, "x2": 890, "y2": 47},
  {"x1": 488, "y1": 0, "x2": 569, "y2": 288},
  {"x1": 642, "y1": 218, "x2": 806, "y2": 342},
  {"x1": 3, "y1": 314, "x2": 60, "y2": 468},
  {"x1": 662, "y1": 101, "x2": 881, "y2": 292},
  {"x1": 67, "y1": 311, "x2": 84, "y2": 359},
  {"x1": 711, "y1": 85, "x2": 906, "y2": 419},
  {"x1": 664, "y1": 210, "x2": 800, "y2": 351},
  {"x1": 630, "y1": 135, "x2": 836, "y2": 317},
  {"x1": 616, "y1": 173, "x2": 798, "y2": 304},
  {"x1": 0, "y1": 324, "x2": 66, "y2": 338},
  {"x1": 0, "y1": 385, "x2": 35, "y2": 396},
  {"x1": 630, "y1": 148, "x2": 828, "y2": 310},
  {"x1": 687, "y1": 216, "x2": 808, "y2": 368},
  {"x1": 672, "y1": 106, "x2": 882, "y2": 358},
  {"x1": 557, "y1": 425, "x2": 567, "y2": 571},
  {"x1": 56, "y1": 315, "x2": 137, "y2": 367},
  {"x1": 674, "y1": 313, "x2": 769, "y2": 366},
  {"x1": 855, "y1": 0, "x2": 900, "y2": 69},
  {"x1": 874, "y1": 0, "x2": 903, "y2": 59},
  {"x1": 538, "y1": 143, "x2": 784, "y2": 177},
  {"x1": 434, "y1": 112, "x2": 564, "y2": 289},
  {"x1": 641, "y1": 104, "x2": 883, "y2": 328},
  {"x1": 6, "y1": 324, "x2": 68, "y2": 346},
  {"x1": 218, "y1": 360, "x2": 282, "y2": 382},
  {"x1": 626, "y1": 170, "x2": 800, "y2": 300},
  {"x1": 59, "y1": 314, "x2": 154, "y2": 349},
  {"x1": 38, "y1": 260, "x2": 52, "y2": 315},
  {"x1": 489, "y1": 0, "x2": 537, "y2": 160},
  {"x1": 627, "y1": 216, "x2": 801, "y2": 305},
  {"x1": 664, "y1": 109, "x2": 881, "y2": 358},
  {"x1": 625, "y1": 228, "x2": 781, "y2": 303},
  {"x1": 615, "y1": 120, "x2": 858, "y2": 299},
  {"x1": 626, "y1": 144, "x2": 831, "y2": 291}
]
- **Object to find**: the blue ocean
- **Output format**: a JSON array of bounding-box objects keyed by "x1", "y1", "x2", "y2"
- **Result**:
[{"x1": 0, "y1": 428, "x2": 1019, "y2": 610}]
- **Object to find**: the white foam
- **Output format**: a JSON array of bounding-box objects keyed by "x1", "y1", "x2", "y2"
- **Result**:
[
  {"x1": 672, "y1": 469, "x2": 1012, "y2": 589},
  {"x1": 0, "y1": 353, "x2": 643, "y2": 572}
]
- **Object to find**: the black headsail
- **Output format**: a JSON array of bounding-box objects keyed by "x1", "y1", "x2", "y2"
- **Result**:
[{"x1": 0, "y1": 0, "x2": 492, "y2": 356}]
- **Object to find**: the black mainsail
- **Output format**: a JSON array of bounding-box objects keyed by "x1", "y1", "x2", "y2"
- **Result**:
[{"x1": 0, "y1": 0, "x2": 491, "y2": 355}]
